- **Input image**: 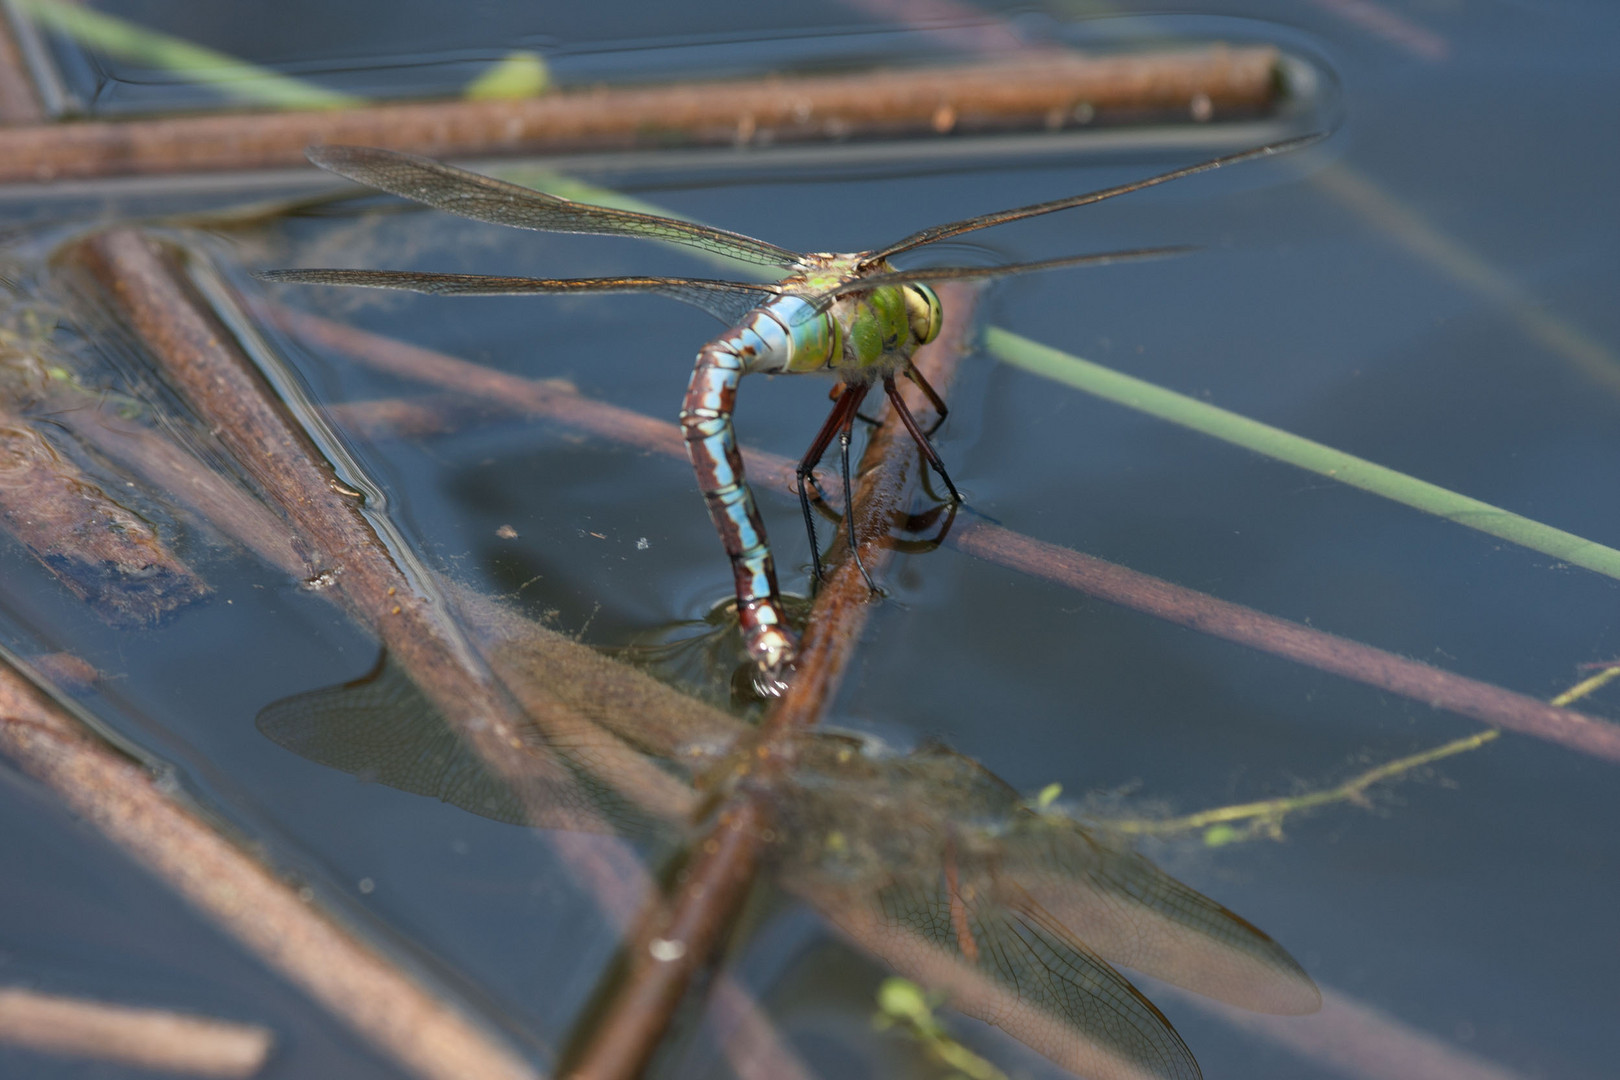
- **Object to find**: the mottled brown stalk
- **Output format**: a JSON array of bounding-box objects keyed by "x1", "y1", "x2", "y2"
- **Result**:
[
  {"x1": 326, "y1": 394, "x2": 500, "y2": 440},
  {"x1": 266, "y1": 304, "x2": 689, "y2": 460},
  {"x1": 955, "y1": 525, "x2": 1620, "y2": 763},
  {"x1": 0, "y1": 663, "x2": 539, "y2": 1080},
  {"x1": 1170, "y1": 984, "x2": 1521, "y2": 1080},
  {"x1": 0, "y1": 987, "x2": 271, "y2": 1078},
  {"x1": 0, "y1": 48, "x2": 1279, "y2": 183},
  {"x1": 563, "y1": 284, "x2": 976, "y2": 1080},
  {"x1": 38, "y1": 387, "x2": 303, "y2": 577},
  {"x1": 0, "y1": 408, "x2": 209, "y2": 624}
]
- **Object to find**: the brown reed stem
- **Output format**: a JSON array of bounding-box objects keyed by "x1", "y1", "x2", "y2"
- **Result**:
[
  {"x1": 0, "y1": 406, "x2": 210, "y2": 624},
  {"x1": 0, "y1": 987, "x2": 272, "y2": 1078},
  {"x1": 0, "y1": 48, "x2": 1279, "y2": 183},
  {"x1": 955, "y1": 526, "x2": 1620, "y2": 763},
  {"x1": 562, "y1": 284, "x2": 976, "y2": 1080}
]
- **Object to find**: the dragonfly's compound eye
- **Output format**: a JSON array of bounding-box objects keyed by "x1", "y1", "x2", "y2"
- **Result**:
[{"x1": 905, "y1": 283, "x2": 942, "y2": 345}]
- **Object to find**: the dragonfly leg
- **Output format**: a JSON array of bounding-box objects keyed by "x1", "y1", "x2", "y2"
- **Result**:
[
  {"x1": 797, "y1": 383, "x2": 869, "y2": 583},
  {"x1": 884, "y1": 376, "x2": 961, "y2": 503},
  {"x1": 903, "y1": 364, "x2": 950, "y2": 436},
  {"x1": 838, "y1": 404, "x2": 879, "y2": 595},
  {"x1": 681, "y1": 341, "x2": 796, "y2": 678}
]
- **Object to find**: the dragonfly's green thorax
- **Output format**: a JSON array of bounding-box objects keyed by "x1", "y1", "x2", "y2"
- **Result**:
[{"x1": 776, "y1": 253, "x2": 942, "y2": 380}]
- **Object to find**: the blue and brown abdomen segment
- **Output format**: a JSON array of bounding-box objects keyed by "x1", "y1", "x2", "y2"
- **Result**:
[{"x1": 679, "y1": 296, "x2": 840, "y2": 679}]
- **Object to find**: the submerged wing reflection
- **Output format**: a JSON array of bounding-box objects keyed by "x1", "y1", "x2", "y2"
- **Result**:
[
  {"x1": 760, "y1": 738, "x2": 1319, "y2": 1080},
  {"x1": 256, "y1": 652, "x2": 688, "y2": 842},
  {"x1": 258, "y1": 657, "x2": 1317, "y2": 1079}
]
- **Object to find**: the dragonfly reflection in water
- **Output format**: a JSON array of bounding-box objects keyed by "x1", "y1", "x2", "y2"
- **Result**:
[
  {"x1": 259, "y1": 651, "x2": 1320, "y2": 1080},
  {"x1": 260, "y1": 134, "x2": 1321, "y2": 692}
]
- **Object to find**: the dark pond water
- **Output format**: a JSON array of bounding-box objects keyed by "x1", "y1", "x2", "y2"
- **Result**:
[{"x1": 2, "y1": 2, "x2": 1618, "y2": 1079}]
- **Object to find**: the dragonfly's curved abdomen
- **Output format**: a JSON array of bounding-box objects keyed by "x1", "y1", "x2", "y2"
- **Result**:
[
  {"x1": 680, "y1": 297, "x2": 843, "y2": 681},
  {"x1": 679, "y1": 272, "x2": 945, "y2": 681}
]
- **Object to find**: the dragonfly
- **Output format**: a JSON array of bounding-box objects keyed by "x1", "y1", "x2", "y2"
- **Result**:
[
  {"x1": 261, "y1": 133, "x2": 1321, "y2": 690},
  {"x1": 259, "y1": 649, "x2": 1322, "y2": 1080}
]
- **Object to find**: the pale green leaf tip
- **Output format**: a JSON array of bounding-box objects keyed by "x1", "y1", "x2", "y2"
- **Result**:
[
  {"x1": 1035, "y1": 782, "x2": 1062, "y2": 809},
  {"x1": 465, "y1": 51, "x2": 550, "y2": 100},
  {"x1": 877, "y1": 977, "x2": 929, "y2": 1020}
]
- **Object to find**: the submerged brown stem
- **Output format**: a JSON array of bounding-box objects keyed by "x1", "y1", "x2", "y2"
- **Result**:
[
  {"x1": 956, "y1": 526, "x2": 1620, "y2": 763},
  {"x1": 0, "y1": 662, "x2": 539, "y2": 1080},
  {"x1": 37, "y1": 387, "x2": 305, "y2": 578},
  {"x1": 0, "y1": 48, "x2": 1280, "y2": 183},
  {"x1": 0, "y1": 407, "x2": 210, "y2": 624},
  {"x1": 0, "y1": 987, "x2": 272, "y2": 1079},
  {"x1": 562, "y1": 284, "x2": 977, "y2": 1080}
]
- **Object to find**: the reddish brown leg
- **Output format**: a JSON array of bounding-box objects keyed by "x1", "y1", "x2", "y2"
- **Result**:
[
  {"x1": 903, "y1": 363, "x2": 950, "y2": 436},
  {"x1": 883, "y1": 376, "x2": 961, "y2": 503},
  {"x1": 797, "y1": 383, "x2": 871, "y2": 582},
  {"x1": 835, "y1": 402, "x2": 879, "y2": 594}
]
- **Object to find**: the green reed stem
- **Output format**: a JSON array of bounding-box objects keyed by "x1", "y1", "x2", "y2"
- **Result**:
[
  {"x1": 987, "y1": 326, "x2": 1620, "y2": 583},
  {"x1": 15, "y1": 0, "x2": 362, "y2": 109},
  {"x1": 1100, "y1": 729, "x2": 1499, "y2": 842}
]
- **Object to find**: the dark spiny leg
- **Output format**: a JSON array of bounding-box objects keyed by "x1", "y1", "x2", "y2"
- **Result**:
[
  {"x1": 903, "y1": 363, "x2": 950, "y2": 436},
  {"x1": 838, "y1": 401, "x2": 879, "y2": 594},
  {"x1": 797, "y1": 383, "x2": 868, "y2": 583},
  {"x1": 884, "y1": 376, "x2": 961, "y2": 503}
]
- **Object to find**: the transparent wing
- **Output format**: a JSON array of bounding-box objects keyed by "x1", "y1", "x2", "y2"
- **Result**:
[
  {"x1": 785, "y1": 860, "x2": 1201, "y2": 1080},
  {"x1": 256, "y1": 655, "x2": 533, "y2": 826},
  {"x1": 801, "y1": 246, "x2": 1196, "y2": 312},
  {"x1": 1004, "y1": 819, "x2": 1322, "y2": 1016},
  {"x1": 255, "y1": 655, "x2": 685, "y2": 840},
  {"x1": 868, "y1": 133, "x2": 1324, "y2": 261},
  {"x1": 256, "y1": 268, "x2": 777, "y2": 323},
  {"x1": 895, "y1": 742, "x2": 1321, "y2": 1016},
  {"x1": 307, "y1": 145, "x2": 803, "y2": 269},
  {"x1": 764, "y1": 736, "x2": 1317, "y2": 1077}
]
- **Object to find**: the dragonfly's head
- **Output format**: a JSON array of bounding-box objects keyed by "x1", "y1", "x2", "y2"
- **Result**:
[{"x1": 904, "y1": 283, "x2": 942, "y2": 346}]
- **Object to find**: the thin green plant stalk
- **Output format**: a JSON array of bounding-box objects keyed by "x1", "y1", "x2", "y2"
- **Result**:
[
  {"x1": 1090, "y1": 659, "x2": 1619, "y2": 844},
  {"x1": 15, "y1": 0, "x2": 362, "y2": 109},
  {"x1": 1095, "y1": 729, "x2": 1499, "y2": 844},
  {"x1": 987, "y1": 326, "x2": 1620, "y2": 583},
  {"x1": 1550, "y1": 663, "x2": 1620, "y2": 707}
]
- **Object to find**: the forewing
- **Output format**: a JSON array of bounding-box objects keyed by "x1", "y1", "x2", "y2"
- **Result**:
[
  {"x1": 255, "y1": 656, "x2": 684, "y2": 840},
  {"x1": 801, "y1": 246, "x2": 1196, "y2": 310},
  {"x1": 257, "y1": 267, "x2": 776, "y2": 323},
  {"x1": 787, "y1": 867, "x2": 1201, "y2": 1080},
  {"x1": 869, "y1": 133, "x2": 1324, "y2": 260},
  {"x1": 1007, "y1": 819, "x2": 1321, "y2": 1015},
  {"x1": 306, "y1": 145, "x2": 802, "y2": 268}
]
